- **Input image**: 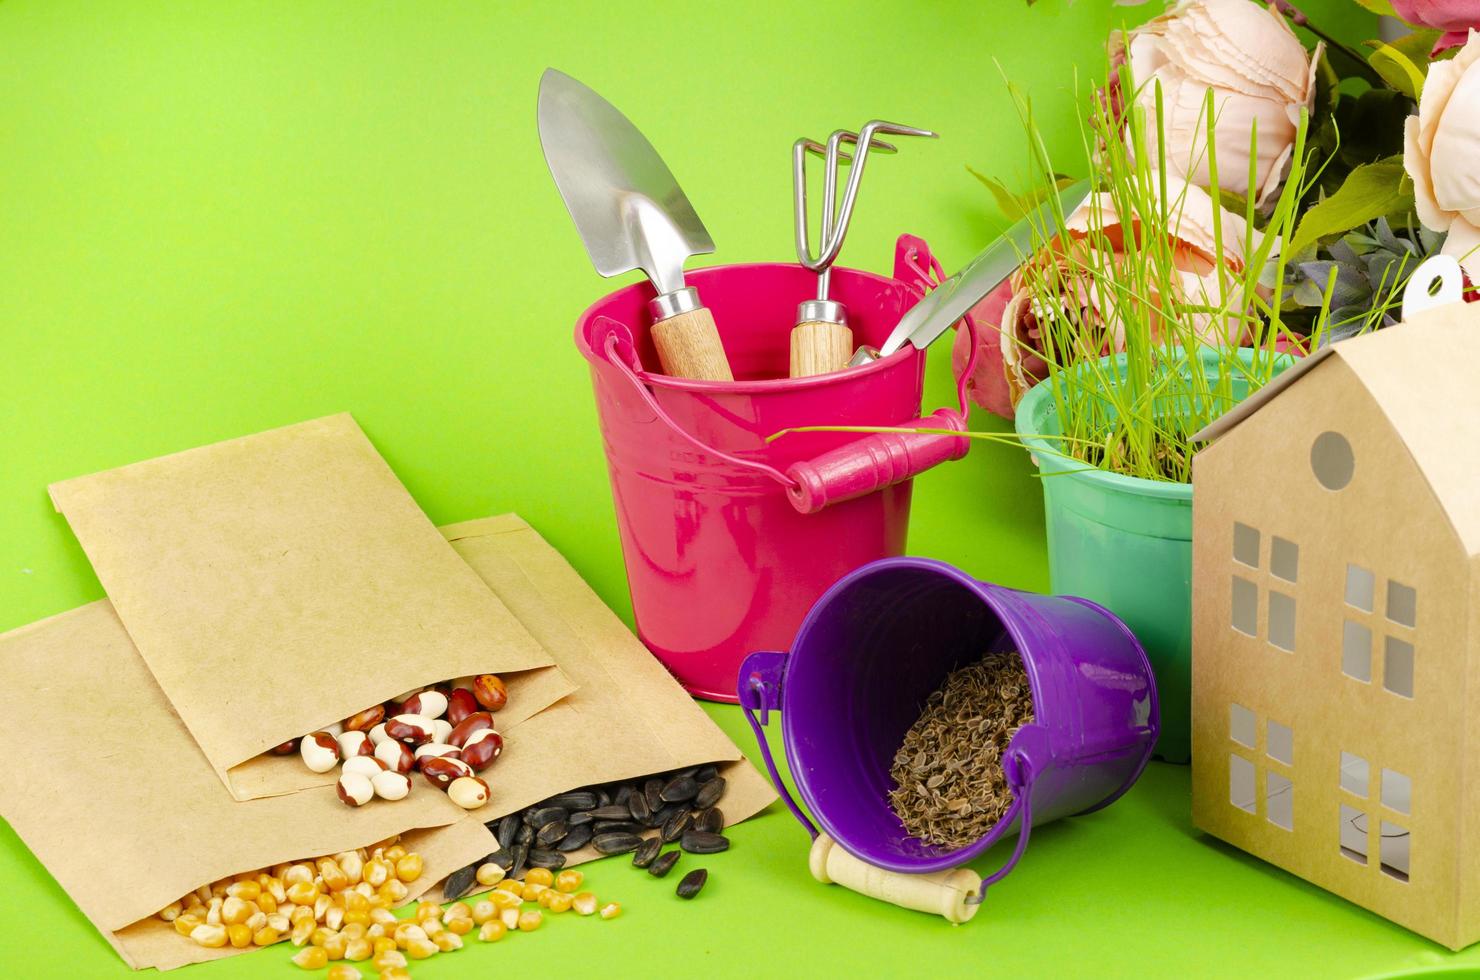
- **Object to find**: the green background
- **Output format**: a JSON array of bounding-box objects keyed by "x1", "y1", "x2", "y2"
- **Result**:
[{"x1": 2, "y1": 1, "x2": 1470, "y2": 977}]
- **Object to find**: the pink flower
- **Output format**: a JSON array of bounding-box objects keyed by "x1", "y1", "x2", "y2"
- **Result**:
[{"x1": 1392, "y1": 0, "x2": 1480, "y2": 53}]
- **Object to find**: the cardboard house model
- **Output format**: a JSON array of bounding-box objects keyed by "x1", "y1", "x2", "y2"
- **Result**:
[{"x1": 1189, "y1": 300, "x2": 1480, "y2": 950}]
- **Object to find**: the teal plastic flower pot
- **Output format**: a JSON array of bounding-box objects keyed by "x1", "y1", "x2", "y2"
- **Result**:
[{"x1": 1015, "y1": 348, "x2": 1283, "y2": 763}]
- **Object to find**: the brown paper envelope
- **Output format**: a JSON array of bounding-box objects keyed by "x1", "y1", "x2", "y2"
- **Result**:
[
  {"x1": 419, "y1": 514, "x2": 777, "y2": 901},
  {"x1": 0, "y1": 601, "x2": 493, "y2": 955},
  {"x1": 108, "y1": 821, "x2": 493, "y2": 971},
  {"x1": 47, "y1": 413, "x2": 567, "y2": 794}
]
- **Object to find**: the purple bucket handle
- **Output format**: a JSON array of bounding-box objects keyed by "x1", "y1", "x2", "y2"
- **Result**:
[
  {"x1": 740, "y1": 649, "x2": 1042, "y2": 906},
  {"x1": 586, "y1": 236, "x2": 983, "y2": 515}
]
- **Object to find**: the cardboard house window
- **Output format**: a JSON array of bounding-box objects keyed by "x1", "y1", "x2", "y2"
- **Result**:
[
  {"x1": 1345, "y1": 564, "x2": 1376, "y2": 612},
  {"x1": 1230, "y1": 524, "x2": 1296, "y2": 652},
  {"x1": 1342, "y1": 621, "x2": 1372, "y2": 683},
  {"x1": 1387, "y1": 580, "x2": 1417, "y2": 628},
  {"x1": 1337, "y1": 751, "x2": 1411, "y2": 882},
  {"x1": 1342, "y1": 565, "x2": 1416, "y2": 695},
  {"x1": 1311, "y1": 431, "x2": 1355, "y2": 490},
  {"x1": 1228, "y1": 708, "x2": 1294, "y2": 830}
]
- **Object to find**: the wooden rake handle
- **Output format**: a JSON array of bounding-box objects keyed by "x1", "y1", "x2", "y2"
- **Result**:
[
  {"x1": 651, "y1": 307, "x2": 733, "y2": 382},
  {"x1": 789, "y1": 321, "x2": 854, "y2": 377}
]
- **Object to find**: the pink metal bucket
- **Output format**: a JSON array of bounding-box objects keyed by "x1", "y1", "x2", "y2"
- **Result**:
[{"x1": 575, "y1": 236, "x2": 978, "y2": 701}]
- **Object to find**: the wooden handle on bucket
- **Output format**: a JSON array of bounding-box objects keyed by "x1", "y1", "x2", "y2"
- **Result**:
[
  {"x1": 789, "y1": 321, "x2": 853, "y2": 377},
  {"x1": 809, "y1": 834, "x2": 981, "y2": 924},
  {"x1": 651, "y1": 307, "x2": 734, "y2": 382}
]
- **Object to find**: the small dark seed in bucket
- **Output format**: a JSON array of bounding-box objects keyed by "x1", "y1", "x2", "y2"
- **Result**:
[
  {"x1": 590, "y1": 804, "x2": 634, "y2": 821},
  {"x1": 647, "y1": 850, "x2": 681, "y2": 878},
  {"x1": 496, "y1": 813, "x2": 521, "y2": 850},
  {"x1": 592, "y1": 832, "x2": 644, "y2": 855},
  {"x1": 680, "y1": 830, "x2": 729, "y2": 854},
  {"x1": 442, "y1": 863, "x2": 476, "y2": 902},
  {"x1": 694, "y1": 777, "x2": 726, "y2": 809},
  {"x1": 660, "y1": 775, "x2": 699, "y2": 803},
  {"x1": 661, "y1": 809, "x2": 692, "y2": 844},
  {"x1": 632, "y1": 837, "x2": 661, "y2": 868},
  {"x1": 556, "y1": 824, "x2": 593, "y2": 852},
  {"x1": 536, "y1": 820, "x2": 568, "y2": 847},
  {"x1": 676, "y1": 868, "x2": 708, "y2": 899},
  {"x1": 628, "y1": 791, "x2": 651, "y2": 824},
  {"x1": 693, "y1": 807, "x2": 724, "y2": 834},
  {"x1": 527, "y1": 848, "x2": 567, "y2": 870},
  {"x1": 644, "y1": 779, "x2": 665, "y2": 813}
]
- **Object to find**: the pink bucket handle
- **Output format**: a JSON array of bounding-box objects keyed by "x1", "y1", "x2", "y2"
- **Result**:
[{"x1": 589, "y1": 237, "x2": 978, "y2": 514}]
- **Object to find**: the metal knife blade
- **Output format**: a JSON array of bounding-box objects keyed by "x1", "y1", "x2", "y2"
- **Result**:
[{"x1": 876, "y1": 178, "x2": 1092, "y2": 357}]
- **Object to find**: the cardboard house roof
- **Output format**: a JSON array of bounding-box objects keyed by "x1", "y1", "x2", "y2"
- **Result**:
[{"x1": 1193, "y1": 302, "x2": 1480, "y2": 555}]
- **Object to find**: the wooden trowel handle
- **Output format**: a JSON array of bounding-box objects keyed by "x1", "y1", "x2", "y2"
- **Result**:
[
  {"x1": 809, "y1": 833, "x2": 982, "y2": 923},
  {"x1": 651, "y1": 307, "x2": 733, "y2": 381},
  {"x1": 789, "y1": 321, "x2": 854, "y2": 378}
]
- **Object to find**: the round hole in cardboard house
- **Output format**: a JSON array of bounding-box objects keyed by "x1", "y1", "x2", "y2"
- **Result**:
[{"x1": 1311, "y1": 431, "x2": 1354, "y2": 491}]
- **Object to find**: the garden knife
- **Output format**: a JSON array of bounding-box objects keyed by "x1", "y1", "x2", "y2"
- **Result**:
[
  {"x1": 538, "y1": 68, "x2": 733, "y2": 381},
  {"x1": 850, "y1": 179, "x2": 1093, "y2": 367}
]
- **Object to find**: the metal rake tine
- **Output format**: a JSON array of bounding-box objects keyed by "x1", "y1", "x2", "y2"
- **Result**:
[
  {"x1": 793, "y1": 132, "x2": 898, "y2": 269},
  {"x1": 813, "y1": 119, "x2": 937, "y2": 271},
  {"x1": 801, "y1": 134, "x2": 899, "y2": 159}
]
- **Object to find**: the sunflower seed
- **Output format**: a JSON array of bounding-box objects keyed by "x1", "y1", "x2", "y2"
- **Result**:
[
  {"x1": 527, "y1": 848, "x2": 567, "y2": 870},
  {"x1": 556, "y1": 824, "x2": 593, "y2": 852},
  {"x1": 483, "y1": 848, "x2": 514, "y2": 871},
  {"x1": 594, "y1": 820, "x2": 646, "y2": 835},
  {"x1": 568, "y1": 810, "x2": 593, "y2": 827},
  {"x1": 631, "y1": 837, "x2": 661, "y2": 868},
  {"x1": 661, "y1": 809, "x2": 692, "y2": 844},
  {"x1": 595, "y1": 787, "x2": 612, "y2": 807},
  {"x1": 649, "y1": 803, "x2": 681, "y2": 829},
  {"x1": 680, "y1": 830, "x2": 729, "y2": 854},
  {"x1": 628, "y1": 791, "x2": 651, "y2": 823},
  {"x1": 516, "y1": 822, "x2": 535, "y2": 845},
  {"x1": 693, "y1": 807, "x2": 724, "y2": 834},
  {"x1": 644, "y1": 779, "x2": 664, "y2": 812},
  {"x1": 696, "y1": 764, "x2": 719, "y2": 783},
  {"x1": 660, "y1": 775, "x2": 699, "y2": 803},
  {"x1": 543, "y1": 791, "x2": 598, "y2": 811},
  {"x1": 613, "y1": 784, "x2": 633, "y2": 807},
  {"x1": 527, "y1": 806, "x2": 569, "y2": 828},
  {"x1": 647, "y1": 850, "x2": 681, "y2": 878},
  {"x1": 509, "y1": 842, "x2": 529, "y2": 879},
  {"x1": 496, "y1": 813, "x2": 521, "y2": 850},
  {"x1": 676, "y1": 868, "x2": 708, "y2": 899},
  {"x1": 590, "y1": 805, "x2": 634, "y2": 821},
  {"x1": 694, "y1": 777, "x2": 726, "y2": 809},
  {"x1": 442, "y1": 863, "x2": 477, "y2": 902},
  {"x1": 536, "y1": 820, "x2": 568, "y2": 847},
  {"x1": 592, "y1": 832, "x2": 644, "y2": 855}
]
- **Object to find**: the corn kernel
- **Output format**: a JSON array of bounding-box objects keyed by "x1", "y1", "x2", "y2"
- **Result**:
[
  {"x1": 394, "y1": 854, "x2": 423, "y2": 883},
  {"x1": 572, "y1": 892, "x2": 598, "y2": 916},
  {"x1": 555, "y1": 869, "x2": 583, "y2": 893},
  {"x1": 524, "y1": 867, "x2": 553, "y2": 887},
  {"x1": 445, "y1": 917, "x2": 473, "y2": 936},
  {"x1": 415, "y1": 900, "x2": 440, "y2": 922},
  {"x1": 372, "y1": 936, "x2": 397, "y2": 955},
  {"x1": 210, "y1": 880, "x2": 231, "y2": 898},
  {"x1": 268, "y1": 913, "x2": 291, "y2": 933},
  {"x1": 257, "y1": 892, "x2": 278, "y2": 915},
  {"x1": 291, "y1": 945, "x2": 328, "y2": 970},
  {"x1": 537, "y1": 888, "x2": 556, "y2": 909},
  {"x1": 598, "y1": 901, "x2": 622, "y2": 920},
  {"x1": 373, "y1": 949, "x2": 407, "y2": 970},
  {"x1": 343, "y1": 910, "x2": 369, "y2": 928},
  {"x1": 244, "y1": 911, "x2": 268, "y2": 934},
  {"x1": 341, "y1": 922, "x2": 367, "y2": 941},
  {"x1": 290, "y1": 918, "x2": 315, "y2": 947},
  {"x1": 499, "y1": 908, "x2": 519, "y2": 931},
  {"x1": 226, "y1": 880, "x2": 261, "y2": 902},
  {"x1": 182, "y1": 902, "x2": 207, "y2": 920},
  {"x1": 310, "y1": 926, "x2": 337, "y2": 947},
  {"x1": 517, "y1": 910, "x2": 542, "y2": 932},
  {"x1": 433, "y1": 931, "x2": 463, "y2": 952},
  {"x1": 285, "y1": 881, "x2": 319, "y2": 906},
  {"x1": 441, "y1": 902, "x2": 470, "y2": 924},
  {"x1": 253, "y1": 925, "x2": 281, "y2": 947},
  {"x1": 493, "y1": 879, "x2": 523, "y2": 899},
  {"x1": 324, "y1": 932, "x2": 348, "y2": 960},
  {"x1": 345, "y1": 936, "x2": 372, "y2": 961},
  {"x1": 489, "y1": 890, "x2": 521, "y2": 911},
  {"x1": 194, "y1": 884, "x2": 213, "y2": 905},
  {"x1": 384, "y1": 844, "x2": 407, "y2": 862},
  {"x1": 284, "y1": 864, "x2": 314, "y2": 886},
  {"x1": 470, "y1": 900, "x2": 496, "y2": 925},
  {"x1": 421, "y1": 918, "x2": 444, "y2": 938},
  {"x1": 221, "y1": 896, "x2": 252, "y2": 926},
  {"x1": 405, "y1": 937, "x2": 438, "y2": 960},
  {"x1": 289, "y1": 904, "x2": 315, "y2": 927},
  {"x1": 547, "y1": 892, "x2": 573, "y2": 914},
  {"x1": 380, "y1": 969, "x2": 412, "y2": 980},
  {"x1": 314, "y1": 894, "x2": 333, "y2": 922},
  {"x1": 205, "y1": 896, "x2": 224, "y2": 926},
  {"x1": 174, "y1": 913, "x2": 203, "y2": 937},
  {"x1": 345, "y1": 891, "x2": 370, "y2": 914},
  {"x1": 227, "y1": 923, "x2": 253, "y2": 948},
  {"x1": 379, "y1": 879, "x2": 409, "y2": 904},
  {"x1": 324, "y1": 904, "x2": 346, "y2": 931},
  {"x1": 362, "y1": 858, "x2": 389, "y2": 888},
  {"x1": 339, "y1": 852, "x2": 364, "y2": 886},
  {"x1": 326, "y1": 965, "x2": 363, "y2": 980},
  {"x1": 393, "y1": 923, "x2": 427, "y2": 949},
  {"x1": 523, "y1": 882, "x2": 549, "y2": 901},
  {"x1": 190, "y1": 923, "x2": 228, "y2": 948},
  {"x1": 158, "y1": 900, "x2": 182, "y2": 922},
  {"x1": 319, "y1": 858, "x2": 350, "y2": 892},
  {"x1": 353, "y1": 881, "x2": 376, "y2": 901},
  {"x1": 477, "y1": 920, "x2": 506, "y2": 943},
  {"x1": 475, "y1": 862, "x2": 504, "y2": 887}
]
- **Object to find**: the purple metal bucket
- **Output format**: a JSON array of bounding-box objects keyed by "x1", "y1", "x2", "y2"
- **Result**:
[{"x1": 739, "y1": 557, "x2": 1158, "y2": 900}]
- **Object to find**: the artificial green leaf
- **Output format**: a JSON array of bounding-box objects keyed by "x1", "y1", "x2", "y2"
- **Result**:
[
  {"x1": 1351, "y1": 0, "x2": 1396, "y2": 14},
  {"x1": 1364, "y1": 31, "x2": 1442, "y2": 98},
  {"x1": 1291, "y1": 156, "x2": 1414, "y2": 254}
]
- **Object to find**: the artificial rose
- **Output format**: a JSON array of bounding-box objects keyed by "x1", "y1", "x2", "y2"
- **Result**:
[
  {"x1": 1112, "y1": 0, "x2": 1322, "y2": 207},
  {"x1": 1392, "y1": 0, "x2": 1480, "y2": 53},
  {"x1": 1404, "y1": 30, "x2": 1480, "y2": 280},
  {"x1": 952, "y1": 181, "x2": 1265, "y2": 417}
]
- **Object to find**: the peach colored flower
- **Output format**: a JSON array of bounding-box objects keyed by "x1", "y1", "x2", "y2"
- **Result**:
[{"x1": 1404, "y1": 30, "x2": 1480, "y2": 281}]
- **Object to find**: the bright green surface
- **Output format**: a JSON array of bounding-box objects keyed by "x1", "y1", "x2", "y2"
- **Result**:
[{"x1": 1, "y1": 1, "x2": 1466, "y2": 977}]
